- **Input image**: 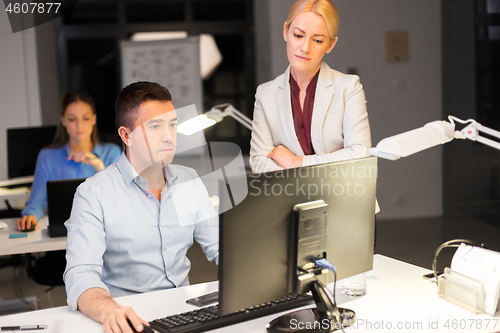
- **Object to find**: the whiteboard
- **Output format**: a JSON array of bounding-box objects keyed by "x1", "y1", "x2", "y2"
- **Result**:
[
  {"x1": 120, "y1": 37, "x2": 203, "y2": 112},
  {"x1": 120, "y1": 37, "x2": 206, "y2": 156}
]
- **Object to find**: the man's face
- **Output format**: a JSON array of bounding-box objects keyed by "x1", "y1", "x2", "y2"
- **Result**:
[{"x1": 127, "y1": 100, "x2": 178, "y2": 172}]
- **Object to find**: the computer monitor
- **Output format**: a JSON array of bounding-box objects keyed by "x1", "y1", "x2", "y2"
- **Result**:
[
  {"x1": 7, "y1": 125, "x2": 57, "y2": 179},
  {"x1": 218, "y1": 156, "x2": 377, "y2": 328},
  {"x1": 47, "y1": 178, "x2": 86, "y2": 237}
]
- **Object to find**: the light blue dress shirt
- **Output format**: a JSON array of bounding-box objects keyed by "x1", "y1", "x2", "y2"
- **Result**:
[
  {"x1": 64, "y1": 152, "x2": 219, "y2": 311},
  {"x1": 21, "y1": 143, "x2": 122, "y2": 221}
]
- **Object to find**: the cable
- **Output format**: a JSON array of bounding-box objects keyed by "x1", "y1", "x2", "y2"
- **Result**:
[
  {"x1": 314, "y1": 259, "x2": 346, "y2": 333},
  {"x1": 315, "y1": 259, "x2": 339, "y2": 313},
  {"x1": 315, "y1": 259, "x2": 337, "y2": 300},
  {"x1": 315, "y1": 258, "x2": 335, "y2": 272},
  {"x1": 448, "y1": 115, "x2": 470, "y2": 125}
]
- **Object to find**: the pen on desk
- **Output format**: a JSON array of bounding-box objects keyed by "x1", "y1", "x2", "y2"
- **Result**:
[{"x1": 1, "y1": 325, "x2": 47, "y2": 331}]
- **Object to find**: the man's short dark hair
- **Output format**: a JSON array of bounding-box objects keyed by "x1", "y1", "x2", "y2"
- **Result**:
[{"x1": 115, "y1": 81, "x2": 173, "y2": 130}]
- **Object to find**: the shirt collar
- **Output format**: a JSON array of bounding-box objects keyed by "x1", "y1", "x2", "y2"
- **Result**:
[
  {"x1": 289, "y1": 69, "x2": 320, "y2": 91},
  {"x1": 117, "y1": 152, "x2": 138, "y2": 185},
  {"x1": 116, "y1": 152, "x2": 179, "y2": 186},
  {"x1": 164, "y1": 165, "x2": 179, "y2": 185}
]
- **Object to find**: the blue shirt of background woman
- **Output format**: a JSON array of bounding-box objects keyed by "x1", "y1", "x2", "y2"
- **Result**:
[
  {"x1": 17, "y1": 91, "x2": 121, "y2": 230},
  {"x1": 21, "y1": 142, "x2": 121, "y2": 221}
]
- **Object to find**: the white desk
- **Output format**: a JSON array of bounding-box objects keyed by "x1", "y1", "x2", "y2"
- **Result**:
[
  {"x1": 0, "y1": 217, "x2": 66, "y2": 256},
  {"x1": 0, "y1": 255, "x2": 499, "y2": 332}
]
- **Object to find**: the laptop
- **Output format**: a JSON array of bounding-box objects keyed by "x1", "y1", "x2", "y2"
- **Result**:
[{"x1": 46, "y1": 178, "x2": 86, "y2": 237}]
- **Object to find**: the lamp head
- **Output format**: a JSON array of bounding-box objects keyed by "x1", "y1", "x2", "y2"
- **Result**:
[
  {"x1": 368, "y1": 120, "x2": 456, "y2": 160},
  {"x1": 177, "y1": 114, "x2": 218, "y2": 135},
  {"x1": 176, "y1": 104, "x2": 253, "y2": 135}
]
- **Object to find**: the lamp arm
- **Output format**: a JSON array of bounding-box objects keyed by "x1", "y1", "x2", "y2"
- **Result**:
[
  {"x1": 368, "y1": 115, "x2": 500, "y2": 161},
  {"x1": 228, "y1": 112, "x2": 253, "y2": 131},
  {"x1": 449, "y1": 115, "x2": 500, "y2": 151},
  {"x1": 219, "y1": 104, "x2": 253, "y2": 131}
]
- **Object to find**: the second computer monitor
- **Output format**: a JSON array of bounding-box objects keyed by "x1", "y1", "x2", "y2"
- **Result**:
[
  {"x1": 218, "y1": 156, "x2": 377, "y2": 315},
  {"x1": 7, "y1": 125, "x2": 57, "y2": 179}
]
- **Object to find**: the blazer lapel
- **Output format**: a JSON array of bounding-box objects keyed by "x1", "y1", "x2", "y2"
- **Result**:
[
  {"x1": 311, "y1": 62, "x2": 334, "y2": 154},
  {"x1": 277, "y1": 66, "x2": 304, "y2": 155}
]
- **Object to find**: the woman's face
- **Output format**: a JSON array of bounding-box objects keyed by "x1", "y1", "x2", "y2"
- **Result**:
[
  {"x1": 61, "y1": 101, "x2": 96, "y2": 144},
  {"x1": 284, "y1": 11, "x2": 337, "y2": 78}
]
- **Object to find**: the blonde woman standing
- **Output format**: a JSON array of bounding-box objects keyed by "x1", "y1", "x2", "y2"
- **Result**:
[{"x1": 250, "y1": 0, "x2": 371, "y2": 173}]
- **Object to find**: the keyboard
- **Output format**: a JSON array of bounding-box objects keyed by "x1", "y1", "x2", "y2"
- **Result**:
[{"x1": 149, "y1": 294, "x2": 313, "y2": 333}]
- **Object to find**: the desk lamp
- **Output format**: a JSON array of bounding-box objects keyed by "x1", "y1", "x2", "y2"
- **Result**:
[
  {"x1": 368, "y1": 116, "x2": 500, "y2": 160},
  {"x1": 176, "y1": 103, "x2": 253, "y2": 136},
  {"x1": 369, "y1": 115, "x2": 500, "y2": 314}
]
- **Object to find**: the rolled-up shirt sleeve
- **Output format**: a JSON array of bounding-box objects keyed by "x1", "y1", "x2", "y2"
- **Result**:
[{"x1": 64, "y1": 183, "x2": 109, "y2": 311}]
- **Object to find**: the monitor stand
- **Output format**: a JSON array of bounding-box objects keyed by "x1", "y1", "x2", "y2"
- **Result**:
[{"x1": 266, "y1": 280, "x2": 355, "y2": 332}]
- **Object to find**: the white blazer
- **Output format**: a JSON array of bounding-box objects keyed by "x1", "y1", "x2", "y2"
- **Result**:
[{"x1": 249, "y1": 62, "x2": 372, "y2": 173}]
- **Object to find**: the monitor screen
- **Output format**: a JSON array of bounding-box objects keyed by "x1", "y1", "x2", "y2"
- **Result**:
[
  {"x1": 47, "y1": 178, "x2": 86, "y2": 237},
  {"x1": 218, "y1": 156, "x2": 377, "y2": 316},
  {"x1": 7, "y1": 125, "x2": 57, "y2": 179}
]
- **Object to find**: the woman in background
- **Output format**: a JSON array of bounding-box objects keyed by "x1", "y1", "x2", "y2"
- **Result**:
[
  {"x1": 250, "y1": 0, "x2": 371, "y2": 173},
  {"x1": 17, "y1": 91, "x2": 121, "y2": 231}
]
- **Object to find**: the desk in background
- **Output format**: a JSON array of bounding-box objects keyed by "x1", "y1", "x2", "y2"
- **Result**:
[
  {"x1": 0, "y1": 217, "x2": 66, "y2": 256},
  {"x1": 0, "y1": 176, "x2": 33, "y2": 211},
  {"x1": 0, "y1": 255, "x2": 498, "y2": 332}
]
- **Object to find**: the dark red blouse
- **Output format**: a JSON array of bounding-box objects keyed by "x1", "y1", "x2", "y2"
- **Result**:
[{"x1": 290, "y1": 71, "x2": 320, "y2": 155}]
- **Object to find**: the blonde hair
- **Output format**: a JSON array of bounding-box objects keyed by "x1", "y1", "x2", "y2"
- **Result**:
[{"x1": 286, "y1": 0, "x2": 339, "y2": 40}]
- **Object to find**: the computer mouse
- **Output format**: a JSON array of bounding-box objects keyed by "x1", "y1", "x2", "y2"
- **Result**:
[
  {"x1": 21, "y1": 223, "x2": 36, "y2": 232},
  {"x1": 127, "y1": 320, "x2": 155, "y2": 333},
  {"x1": 0, "y1": 222, "x2": 8, "y2": 230}
]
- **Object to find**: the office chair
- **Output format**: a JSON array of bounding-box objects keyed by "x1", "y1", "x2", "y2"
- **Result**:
[{"x1": 27, "y1": 250, "x2": 66, "y2": 287}]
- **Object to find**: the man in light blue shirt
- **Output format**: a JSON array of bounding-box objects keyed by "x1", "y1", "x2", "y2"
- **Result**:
[{"x1": 64, "y1": 82, "x2": 218, "y2": 333}]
